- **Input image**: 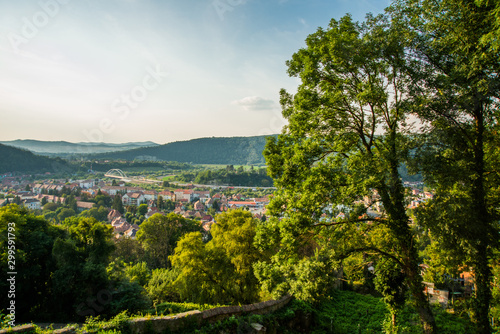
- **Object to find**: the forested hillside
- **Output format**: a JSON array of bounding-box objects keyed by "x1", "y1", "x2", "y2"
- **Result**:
[
  {"x1": 0, "y1": 140, "x2": 158, "y2": 155},
  {"x1": 92, "y1": 136, "x2": 272, "y2": 165},
  {"x1": 0, "y1": 144, "x2": 71, "y2": 174}
]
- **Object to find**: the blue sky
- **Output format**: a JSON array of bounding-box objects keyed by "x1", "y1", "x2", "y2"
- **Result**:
[{"x1": 0, "y1": 0, "x2": 389, "y2": 144}]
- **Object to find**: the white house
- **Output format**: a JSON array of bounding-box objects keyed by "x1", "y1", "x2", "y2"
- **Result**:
[
  {"x1": 122, "y1": 192, "x2": 146, "y2": 206},
  {"x1": 174, "y1": 189, "x2": 194, "y2": 202},
  {"x1": 143, "y1": 190, "x2": 158, "y2": 201},
  {"x1": 23, "y1": 198, "x2": 41, "y2": 210},
  {"x1": 79, "y1": 179, "x2": 95, "y2": 189}
]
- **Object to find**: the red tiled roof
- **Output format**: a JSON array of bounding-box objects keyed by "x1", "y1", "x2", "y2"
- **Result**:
[{"x1": 77, "y1": 201, "x2": 94, "y2": 209}]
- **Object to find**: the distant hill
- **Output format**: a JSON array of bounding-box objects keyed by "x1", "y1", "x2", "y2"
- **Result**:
[
  {"x1": 92, "y1": 135, "x2": 274, "y2": 165},
  {"x1": 0, "y1": 140, "x2": 159, "y2": 155},
  {"x1": 0, "y1": 144, "x2": 72, "y2": 174}
]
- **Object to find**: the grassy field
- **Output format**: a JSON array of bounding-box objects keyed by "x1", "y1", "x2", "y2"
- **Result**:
[{"x1": 195, "y1": 164, "x2": 266, "y2": 170}]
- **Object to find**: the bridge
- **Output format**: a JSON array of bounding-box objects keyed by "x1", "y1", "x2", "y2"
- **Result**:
[
  {"x1": 104, "y1": 169, "x2": 129, "y2": 179},
  {"x1": 104, "y1": 169, "x2": 161, "y2": 184}
]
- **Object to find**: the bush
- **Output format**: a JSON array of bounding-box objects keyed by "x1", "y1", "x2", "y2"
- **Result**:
[
  {"x1": 145, "y1": 268, "x2": 181, "y2": 304},
  {"x1": 148, "y1": 301, "x2": 221, "y2": 316},
  {"x1": 80, "y1": 311, "x2": 131, "y2": 334},
  {"x1": 315, "y1": 290, "x2": 387, "y2": 333}
]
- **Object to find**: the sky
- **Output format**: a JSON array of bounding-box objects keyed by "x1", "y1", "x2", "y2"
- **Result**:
[{"x1": 0, "y1": 0, "x2": 390, "y2": 144}]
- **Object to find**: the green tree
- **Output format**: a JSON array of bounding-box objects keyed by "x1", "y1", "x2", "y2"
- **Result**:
[
  {"x1": 107, "y1": 261, "x2": 151, "y2": 287},
  {"x1": 57, "y1": 208, "x2": 76, "y2": 222},
  {"x1": 65, "y1": 194, "x2": 77, "y2": 212},
  {"x1": 164, "y1": 199, "x2": 175, "y2": 211},
  {"x1": 105, "y1": 261, "x2": 151, "y2": 314},
  {"x1": 0, "y1": 205, "x2": 63, "y2": 322},
  {"x1": 112, "y1": 237, "x2": 144, "y2": 264},
  {"x1": 79, "y1": 206, "x2": 109, "y2": 222},
  {"x1": 43, "y1": 202, "x2": 60, "y2": 212},
  {"x1": 137, "y1": 213, "x2": 200, "y2": 269},
  {"x1": 258, "y1": 14, "x2": 436, "y2": 332},
  {"x1": 51, "y1": 217, "x2": 115, "y2": 320},
  {"x1": 170, "y1": 209, "x2": 265, "y2": 304},
  {"x1": 390, "y1": 0, "x2": 500, "y2": 331},
  {"x1": 212, "y1": 200, "x2": 220, "y2": 212},
  {"x1": 127, "y1": 205, "x2": 137, "y2": 215},
  {"x1": 95, "y1": 193, "x2": 112, "y2": 208},
  {"x1": 157, "y1": 195, "x2": 164, "y2": 210},
  {"x1": 145, "y1": 268, "x2": 181, "y2": 304},
  {"x1": 137, "y1": 203, "x2": 148, "y2": 216},
  {"x1": 43, "y1": 211, "x2": 57, "y2": 222}
]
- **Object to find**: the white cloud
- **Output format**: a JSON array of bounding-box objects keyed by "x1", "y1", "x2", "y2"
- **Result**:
[{"x1": 232, "y1": 96, "x2": 276, "y2": 111}]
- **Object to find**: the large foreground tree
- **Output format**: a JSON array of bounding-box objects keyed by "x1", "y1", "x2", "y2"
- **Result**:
[
  {"x1": 257, "y1": 14, "x2": 436, "y2": 332},
  {"x1": 390, "y1": 0, "x2": 500, "y2": 332}
]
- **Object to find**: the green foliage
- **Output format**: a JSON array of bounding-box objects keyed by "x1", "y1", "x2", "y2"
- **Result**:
[
  {"x1": 43, "y1": 202, "x2": 60, "y2": 211},
  {"x1": 105, "y1": 261, "x2": 152, "y2": 315},
  {"x1": 254, "y1": 225, "x2": 340, "y2": 302},
  {"x1": 389, "y1": 0, "x2": 500, "y2": 330},
  {"x1": 91, "y1": 135, "x2": 272, "y2": 165},
  {"x1": 145, "y1": 268, "x2": 180, "y2": 304},
  {"x1": 107, "y1": 261, "x2": 151, "y2": 286},
  {"x1": 175, "y1": 167, "x2": 274, "y2": 187},
  {"x1": 257, "y1": 11, "x2": 442, "y2": 331},
  {"x1": 373, "y1": 259, "x2": 407, "y2": 322},
  {"x1": 191, "y1": 292, "x2": 472, "y2": 334},
  {"x1": 148, "y1": 301, "x2": 220, "y2": 316},
  {"x1": 0, "y1": 312, "x2": 11, "y2": 329},
  {"x1": 51, "y1": 217, "x2": 115, "y2": 320},
  {"x1": 79, "y1": 207, "x2": 109, "y2": 222},
  {"x1": 136, "y1": 213, "x2": 201, "y2": 269},
  {"x1": 171, "y1": 209, "x2": 266, "y2": 305},
  {"x1": 432, "y1": 305, "x2": 474, "y2": 334},
  {"x1": 112, "y1": 237, "x2": 144, "y2": 264},
  {"x1": 112, "y1": 195, "x2": 125, "y2": 214},
  {"x1": 137, "y1": 204, "x2": 148, "y2": 216},
  {"x1": 80, "y1": 311, "x2": 131, "y2": 334},
  {"x1": 57, "y1": 208, "x2": 76, "y2": 222},
  {"x1": 0, "y1": 143, "x2": 71, "y2": 174},
  {"x1": 0, "y1": 205, "x2": 63, "y2": 322},
  {"x1": 314, "y1": 290, "x2": 388, "y2": 333},
  {"x1": 0, "y1": 205, "x2": 153, "y2": 324},
  {"x1": 109, "y1": 281, "x2": 151, "y2": 316}
]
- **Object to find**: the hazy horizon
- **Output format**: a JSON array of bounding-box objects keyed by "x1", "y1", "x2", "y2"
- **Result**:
[
  {"x1": 1, "y1": 0, "x2": 389, "y2": 144},
  {"x1": 0, "y1": 133, "x2": 275, "y2": 146}
]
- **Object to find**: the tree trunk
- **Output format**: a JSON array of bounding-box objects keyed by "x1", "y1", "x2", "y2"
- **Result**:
[
  {"x1": 406, "y1": 259, "x2": 436, "y2": 334},
  {"x1": 381, "y1": 129, "x2": 437, "y2": 333},
  {"x1": 473, "y1": 247, "x2": 492, "y2": 334},
  {"x1": 471, "y1": 104, "x2": 492, "y2": 334}
]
